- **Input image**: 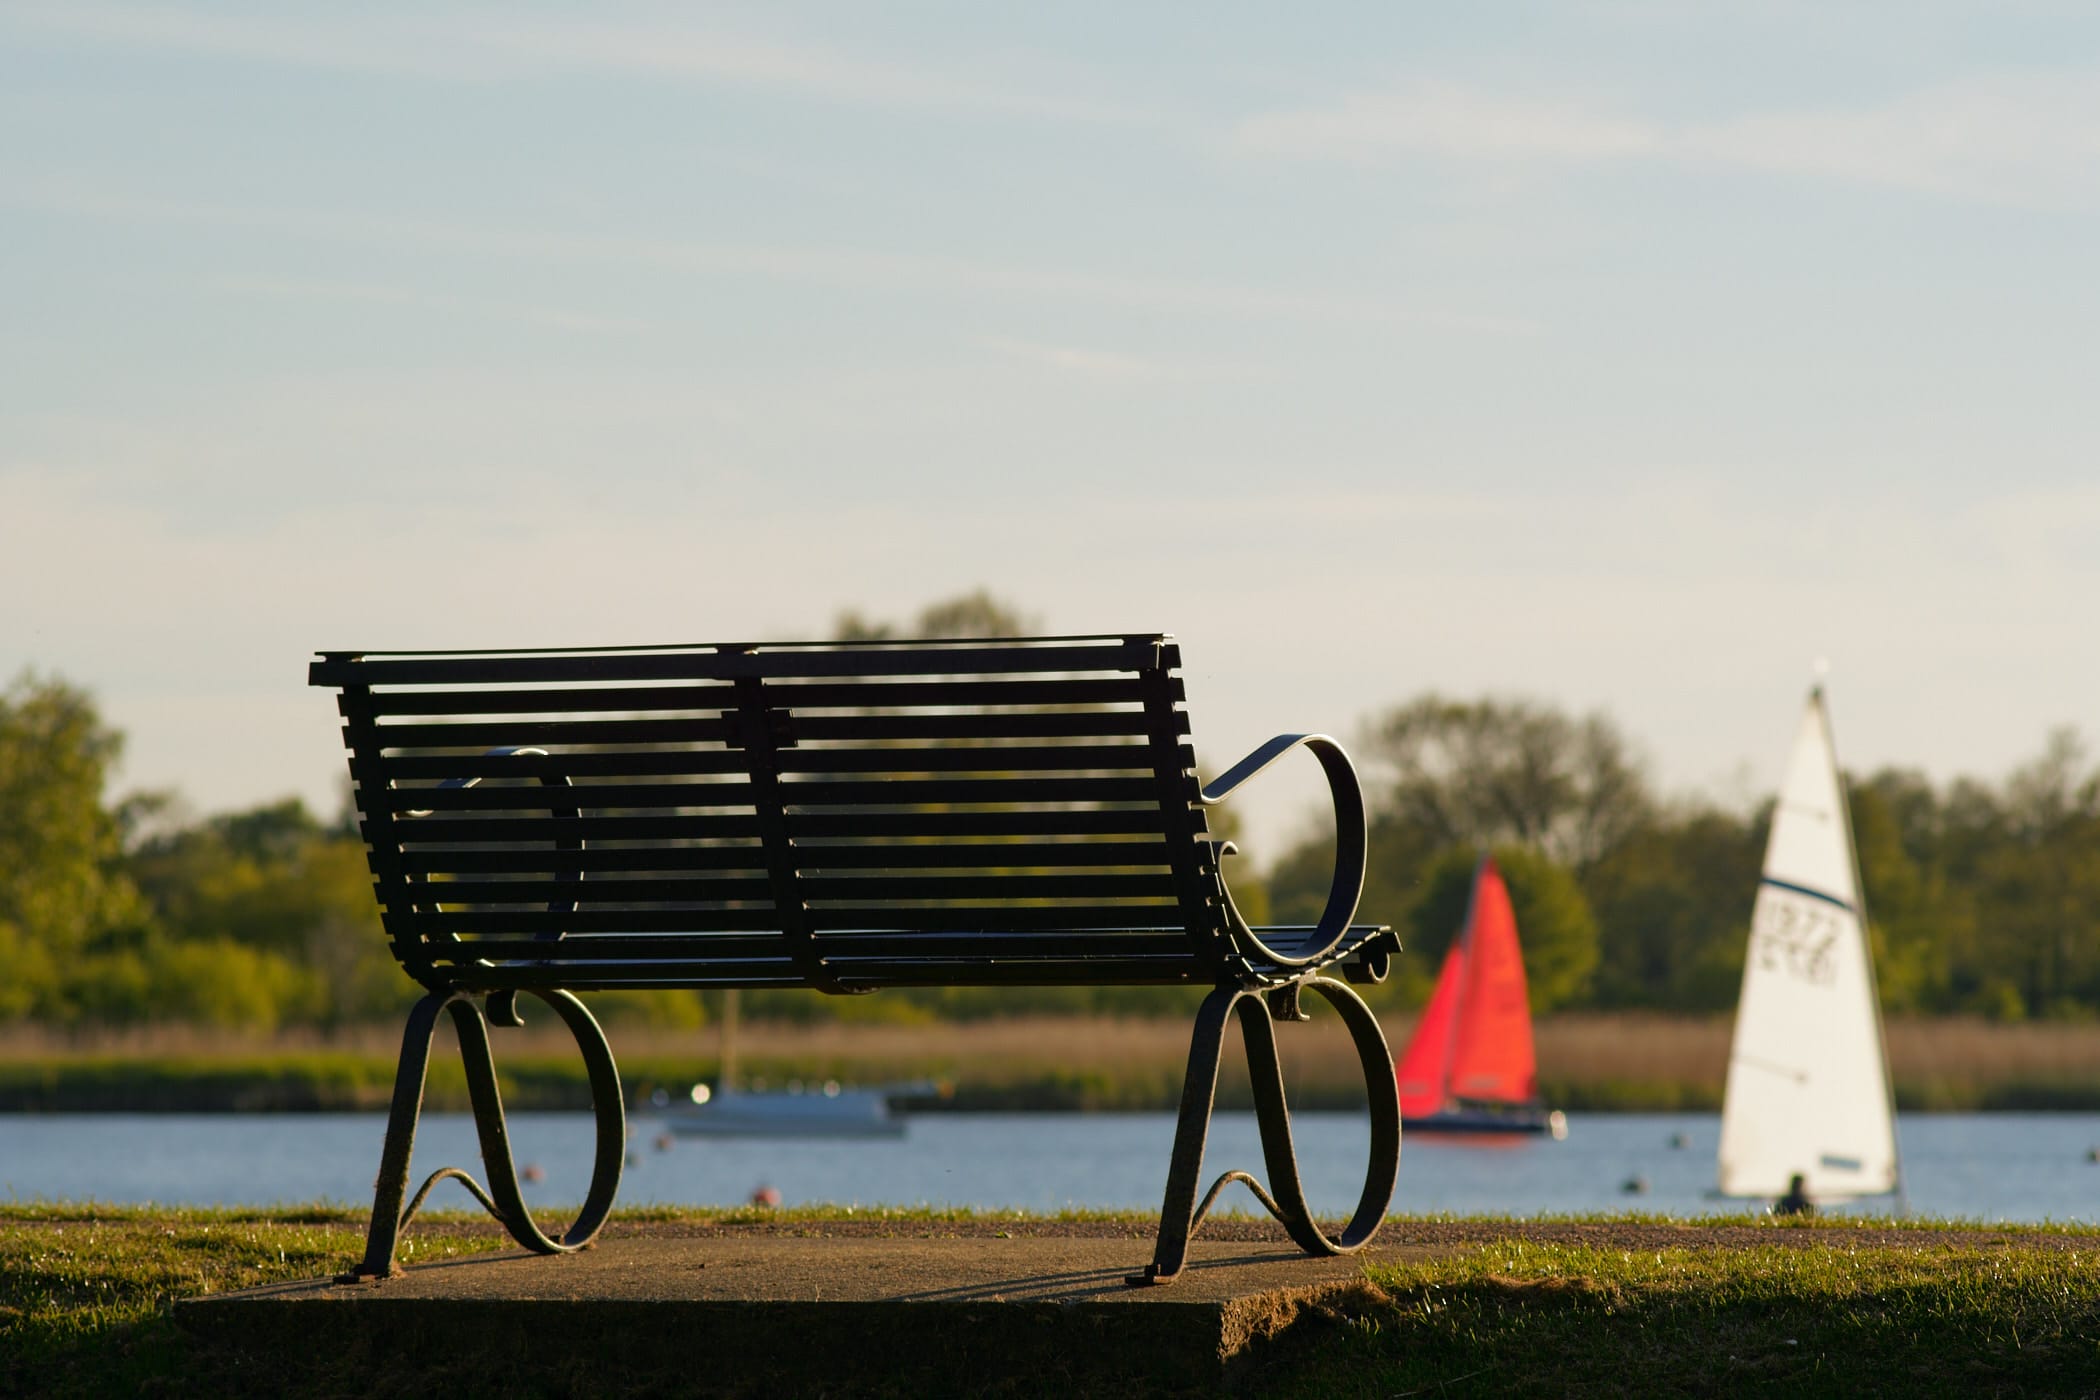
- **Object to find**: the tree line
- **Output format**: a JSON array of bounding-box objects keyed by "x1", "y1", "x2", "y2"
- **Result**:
[
  {"x1": 1267, "y1": 695, "x2": 2100, "y2": 1023},
  {"x1": 6, "y1": 641, "x2": 2098, "y2": 1031}
]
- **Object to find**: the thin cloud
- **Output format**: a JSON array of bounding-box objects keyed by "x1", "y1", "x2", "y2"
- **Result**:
[
  {"x1": 4, "y1": 181, "x2": 1535, "y2": 336},
  {"x1": 2, "y1": 2, "x2": 1157, "y2": 125},
  {"x1": 1240, "y1": 82, "x2": 1660, "y2": 164},
  {"x1": 1685, "y1": 74, "x2": 2100, "y2": 203},
  {"x1": 1239, "y1": 73, "x2": 2100, "y2": 205},
  {"x1": 979, "y1": 337, "x2": 1253, "y2": 383},
  {"x1": 215, "y1": 275, "x2": 648, "y2": 335}
]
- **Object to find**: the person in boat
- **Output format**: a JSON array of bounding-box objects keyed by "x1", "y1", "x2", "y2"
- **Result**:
[{"x1": 1774, "y1": 1172, "x2": 1814, "y2": 1217}]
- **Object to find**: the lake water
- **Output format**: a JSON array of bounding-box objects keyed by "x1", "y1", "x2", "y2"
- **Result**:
[{"x1": 4, "y1": 1112, "x2": 2098, "y2": 1222}]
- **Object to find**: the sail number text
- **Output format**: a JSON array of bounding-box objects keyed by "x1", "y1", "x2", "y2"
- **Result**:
[{"x1": 1750, "y1": 891, "x2": 1839, "y2": 987}]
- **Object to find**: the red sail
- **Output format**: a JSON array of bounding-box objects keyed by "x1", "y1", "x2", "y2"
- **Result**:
[
  {"x1": 1395, "y1": 932, "x2": 1467, "y2": 1117},
  {"x1": 1446, "y1": 857, "x2": 1538, "y2": 1104}
]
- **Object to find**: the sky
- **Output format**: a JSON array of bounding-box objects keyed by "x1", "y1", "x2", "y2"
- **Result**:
[{"x1": 4, "y1": 1, "x2": 2098, "y2": 860}]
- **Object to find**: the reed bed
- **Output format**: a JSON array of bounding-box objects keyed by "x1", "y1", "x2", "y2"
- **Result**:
[{"x1": 2, "y1": 1013, "x2": 2096, "y2": 1113}]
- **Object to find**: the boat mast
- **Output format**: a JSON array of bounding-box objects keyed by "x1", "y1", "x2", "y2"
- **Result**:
[
  {"x1": 1437, "y1": 855, "x2": 1487, "y2": 1110},
  {"x1": 1819, "y1": 683, "x2": 1908, "y2": 1214},
  {"x1": 720, "y1": 987, "x2": 741, "y2": 1096}
]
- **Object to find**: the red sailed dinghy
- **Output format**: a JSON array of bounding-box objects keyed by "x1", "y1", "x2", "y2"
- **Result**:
[{"x1": 1395, "y1": 857, "x2": 1567, "y2": 1137}]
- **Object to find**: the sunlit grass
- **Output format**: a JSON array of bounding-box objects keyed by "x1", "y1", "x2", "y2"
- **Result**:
[
  {"x1": 1263, "y1": 1238, "x2": 2100, "y2": 1397},
  {"x1": 6, "y1": 1206, "x2": 2100, "y2": 1396}
]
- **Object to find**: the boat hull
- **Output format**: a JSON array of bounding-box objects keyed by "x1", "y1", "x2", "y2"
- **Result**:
[
  {"x1": 660, "y1": 1089, "x2": 907, "y2": 1139},
  {"x1": 1405, "y1": 1105, "x2": 1567, "y2": 1138}
]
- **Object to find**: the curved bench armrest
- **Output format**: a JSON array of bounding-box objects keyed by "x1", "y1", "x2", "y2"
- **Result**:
[
  {"x1": 1200, "y1": 733, "x2": 1367, "y2": 969},
  {"x1": 398, "y1": 747, "x2": 582, "y2": 954},
  {"x1": 403, "y1": 745, "x2": 559, "y2": 817}
]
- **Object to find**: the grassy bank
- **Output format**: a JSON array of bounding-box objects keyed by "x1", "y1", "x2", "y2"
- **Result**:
[
  {"x1": 5, "y1": 1014, "x2": 2100, "y2": 1113},
  {"x1": 4, "y1": 1206, "x2": 2098, "y2": 1396},
  {"x1": 1278, "y1": 1231, "x2": 2100, "y2": 1397}
]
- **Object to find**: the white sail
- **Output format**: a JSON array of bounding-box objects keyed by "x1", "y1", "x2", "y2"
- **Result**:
[{"x1": 1717, "y1": 688, "x2": 1900, "y2": 1201}]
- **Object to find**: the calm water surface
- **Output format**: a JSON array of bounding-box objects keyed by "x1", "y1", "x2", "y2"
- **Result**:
[{"x1": 3, "y1": 1112, "x2": 2096, "y2": 1221}]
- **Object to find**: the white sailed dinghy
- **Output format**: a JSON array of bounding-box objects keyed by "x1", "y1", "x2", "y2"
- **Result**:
[{"x1": 1718, "y1": 685, "x2": 1902, "y2": 1206}]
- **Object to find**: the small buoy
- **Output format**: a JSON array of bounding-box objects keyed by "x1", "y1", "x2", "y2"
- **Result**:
[
  {"x1": 520, "y1": 1163, "x2": 546, "y2": 1184},
  {"x1": 2086, "y1": 1146, "x2": 2099, "y2": 1164},
  {"x1": 750, "y1": 1184, "x2": 782, "y2": 1208},
  {"x1": 1668, "y1": 1132, "x2": 1690, "y2": 1150},
  {"x1": 1621, "y1": 1174, "x2": 1649, "y2": 1195},
  {"x1": 625, "y1": 1151, "x2": 641, "y2": 1167},
  {"x1": 654, "y1": 1133, "x2": 675, "y2": 1153}
]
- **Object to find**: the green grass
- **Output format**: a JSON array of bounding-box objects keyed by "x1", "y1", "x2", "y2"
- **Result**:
[
  {"x1": 7, "y1": 1207, "x2": 2100, "y2": 1396},
  {"x1": 1253, "y1": 1237, "x2": 2100, "y2": 1398}
]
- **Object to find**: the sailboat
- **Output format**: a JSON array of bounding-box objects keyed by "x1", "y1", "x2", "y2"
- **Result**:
[
  {"x1": 658, "y1": 989, "x2": 913, "y2": 1139},
  {"x1": 1395, "y1": 856, "x2": 1567, "y2": 1137},
  {"x1": 1717, "y1": 684, "x2": 1901, "y2": 1205}
]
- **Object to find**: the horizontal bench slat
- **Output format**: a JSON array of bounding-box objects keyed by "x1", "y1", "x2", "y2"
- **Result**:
[
  {"x1": 807, "y1": 905, "x2": 1185, "y2": 931},
  {"x1": 791, "y1": 713, "x2": 1173, "y2": 741},
  {"x1": 425, "y1": 933, "x2": 788, "y2": 960},
  {"x1": 361, "y1": 718, "x2": 736, "y2": 749},
  {"x1": 356, "y1": 751, "x2": 748, "y2": 782},
  {"x1": 387, "y1": 877, "x2": 776, "y2": 906},
  {"x1": 797, "y1": 874, "x2": 1179, "y2": 900},
  {"x1": 791, "y1": 840, "x2": 1176, "y2": 869},
  {"x1": 777, "y1": 777, "x2": 1171, "y2": 806},
  {"x1": 355, "y1": 689, "x2": 737, "y2": 719},
  {"x1": 427, "y1": 930, "x2": 1194, "y2": 963},
  {"x1": 775, "y1": 743, "x2": 1177, "y2": 774},
  {"x1": 395, "y1": 904, "x2": 1192, "y2": 935},
  {"x1": 400, "y1": 840, "x2": 1178, "y2": 875},
  {"x1": 374, "y1": 776, "x2": 1185, "y2": 814},
  {"x1": 358, "y1": 743, "x2": 1183, "y2": 783},
  {"x1": 386, "y1": 815, "x2": 763, "y2": 843},
  {"x1": 818, "y1": 958, "x2": 1203, "y2": 988},
  {"x1": 315, "y1": 639, "x2": 1171, "y2": 687},
  {"x1": 445, "y1": 963, "x2": 810, "y2": 989},
  {"x1": 445, "y1": 958, "x2": 1203, "y2": 991},
  {"x1": 392, "y1": 873, "x2": 1176, "y2": 905},
  {"x1": 395, "y1": 909, "x2": 788, "y2": 934},
  {"x1": 400, "y1": 847, "x2": 768, "y2": 875},
  {"x1": 374, "y1": 782, "x2": 757, "y2": 814},
  {"x1": 782, "y1": 811, "x2": 1182, "y2": 838},
  {"x1": 754, "y1": 677, "x2": 1165, "y2": 708}
]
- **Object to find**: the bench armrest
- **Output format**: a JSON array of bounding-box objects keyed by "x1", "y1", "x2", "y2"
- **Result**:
[
  {"x1": 1199, "y1": 733, "x2": 1367, "y2": 969},
  {"x1": 398, "y1": 747, "x2": 582, "y2": 968}
]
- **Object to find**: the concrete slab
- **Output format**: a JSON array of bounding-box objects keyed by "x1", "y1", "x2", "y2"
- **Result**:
[{"x1": 178, "y1": 1229, "x2": 1440, "y2": 1396}]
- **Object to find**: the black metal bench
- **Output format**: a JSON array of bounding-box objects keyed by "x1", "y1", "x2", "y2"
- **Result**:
[{"x1": 311, "y1": 633, "x2": 1401, "y2": 1286}]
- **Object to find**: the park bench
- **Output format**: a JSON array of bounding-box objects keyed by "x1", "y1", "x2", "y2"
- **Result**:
[{"x1": 311, "y1": 633, "x2": 1401, "y2": 1286}]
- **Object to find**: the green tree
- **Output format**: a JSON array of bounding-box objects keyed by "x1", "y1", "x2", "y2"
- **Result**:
[
  {"x1": 127, "y1": 798, "x2": 392, "y2": 1026},
  {"x1": 1359, "y1": 695, "x2": 1652, "y2": 874},
  {"x1": 0, "y1": 673, "x2": 150, "y2": 1019},
  {"x1": 1399, "y1": 845, "x2": 1599, "y2": 1013},
  {"x1": 1849, "y1": 771, "x2": 1972, "y2": 1014},
  {"x1": 832, "y1": 589, "x2": 1039, "y2": 641},
  {"x1": 1582, "y1": 805, "x2": 1763, "y2": 1012}
]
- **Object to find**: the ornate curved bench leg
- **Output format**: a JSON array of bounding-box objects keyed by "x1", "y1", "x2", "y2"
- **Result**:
[
  {"x1": 1236, "y1": 993, "x2": 1335, "y2": 1258},
  {"x1": 1126, "y1": 976, "x2": 1401, "y2": 1288},
  {"x1": 1312, "y1": 978, "x2": 1403, "y2": 1250},
  {"x1": 339, "y1": 988, "x2": 625, "y2": 1282},
  {"x1": 342, "y1": 991, "x2": 456, "y2": 1281},
  {"x1": 450, "y1": 989, "x2": 626, "y2": 1253},
  {"x1": 1241, "y1": 978, "x2": 1401, "y2": 1257},
  {"x1": 1129, "y1": 985, "x2": 1237, "y2": 1286}
]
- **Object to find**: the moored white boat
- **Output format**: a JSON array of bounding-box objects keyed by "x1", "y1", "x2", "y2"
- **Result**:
[{"x1": 657, "y1": 1080, "x2": 909, "y2": 1139}]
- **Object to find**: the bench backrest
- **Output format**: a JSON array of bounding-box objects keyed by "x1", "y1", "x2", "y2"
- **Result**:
[{"x1": 310, "y1": 635, "x2": 1237, "y2": 994}]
